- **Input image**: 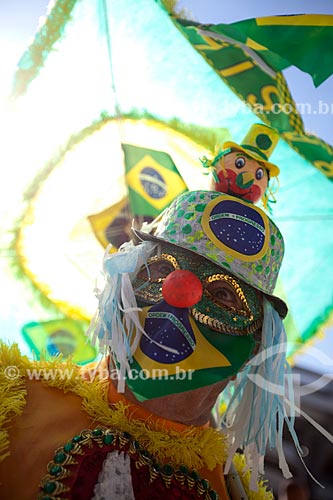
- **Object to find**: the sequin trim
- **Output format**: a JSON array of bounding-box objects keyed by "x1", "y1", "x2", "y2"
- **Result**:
[
  {"x1": 204, "y1": 274, "x2": 254, "y2": 321},
  {"x1": 191, "y1": 308, "x2": 262, "y2": 337},
  {"x1": 38, "y1": 427, "x2": 220, "y2": 500}
]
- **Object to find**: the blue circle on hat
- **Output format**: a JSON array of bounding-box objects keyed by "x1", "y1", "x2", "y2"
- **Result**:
[
  {"x1": 139, "y1": 167, "x2": 166, "y2": 199},
  {"x1": 202, "y1": 196, "x2": 269, "y2": 261}
]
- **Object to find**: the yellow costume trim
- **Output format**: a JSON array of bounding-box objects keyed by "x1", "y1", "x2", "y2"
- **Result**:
[
  {"x1": 233, "y1": 454, "x2": 274, "y2": 500},
  {"x1": 0, "y1": 343, "x2": 27, "y2": 462},
  {"x1": 0, "y1": 343, "x2": 272, "y2": 497},
  {"x1": 0, "y1": 342, "x2": 227, "y2": 470}
]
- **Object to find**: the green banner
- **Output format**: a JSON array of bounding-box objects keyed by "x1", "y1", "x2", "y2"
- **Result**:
[
  {"x1": 168, "y1": 13, "x2": 333, "y2": 180},
  {"x1": 210, "y1": 15, "x2": 333, "y2": 87}
]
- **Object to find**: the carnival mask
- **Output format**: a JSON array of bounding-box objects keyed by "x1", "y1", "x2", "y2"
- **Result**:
[{"x1": 126, "y1": 242, "x2": 263, "y2": 400}]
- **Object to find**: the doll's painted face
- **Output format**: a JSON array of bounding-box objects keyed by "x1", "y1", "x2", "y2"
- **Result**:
[
  {"x1": 127, "y1": 243, "x2": 263, "y2": 401},
  {"x1": 212, "y1": 151, "x2": 269, "y2": 203}
]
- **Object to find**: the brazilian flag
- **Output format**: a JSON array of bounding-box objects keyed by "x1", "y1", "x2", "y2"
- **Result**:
[
  {"x1": 88, "y1": 197, "x2": 157, "y2": 250},
  {"x1": 22, "y1": 319, "x2": 96, "y2": 365},
  {"x1": 169, "y1": 13, "x2": 333, "y2": 180},
  {"x1": 221, "y1": 14, "x2": 333, "y2": 87},
  {"x1": 88, "y1": 197, "x2": 131, "y2": 250},
  {"x1": 123, "y1": 144, "x2": 188, "y2": 216}
]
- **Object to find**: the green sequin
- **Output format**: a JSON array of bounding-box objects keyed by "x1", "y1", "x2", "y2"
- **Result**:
[
  {"x1": 103, "y1": 434, "x2": 114, "y2": 445},
  {"x1": 189, "y1": 470, "x2": 200, "y2": 480},
  {"x1": 43, "y1": 482, "x2": 56, "y2": 494},
  {"x1": 92, "y1": 428, "x2": 103, "y2": 437},
  {"x1": 72, "y1": 435, "x2": 82, "y2": 443},
  {"x1": 179, "y1": 465, "x2": 189, "y2": 475},
  {"x1": 221, "y1": 261, "x2": 231, "y2": 268},
  {"x1": 50, "y1": 465, "x2": 62, "y2": 476},
  {"x1": 162, "y1": 464, "x2": 174, "y2": 476},
  {"x1": 141, "y1": 449, "x2": 152, "y2": 459},
  {"x1": 184, "y1": 212, "x2": 194, "y2": 219},
  {"x1": 54, "y1": 452, "x2": 66, "y2": 464},
  {"x1": 201, "y1": 478, "x2": 210, "y2": 490},
  {"x1": 64, "y1": 442, "x2": 74, "y2": 452},
  {"x1": 182, "y1": 224, "x2": 192, "y2": 234}
]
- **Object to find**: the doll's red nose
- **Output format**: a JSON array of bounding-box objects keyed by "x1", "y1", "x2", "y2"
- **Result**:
[{"x1": 162, "y1": 270, "x2": 203, "y2": 308}]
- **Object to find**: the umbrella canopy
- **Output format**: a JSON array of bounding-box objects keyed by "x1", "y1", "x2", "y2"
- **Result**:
[{"x1": 1, "y1": 0, "x2": 332, "y2": 362}]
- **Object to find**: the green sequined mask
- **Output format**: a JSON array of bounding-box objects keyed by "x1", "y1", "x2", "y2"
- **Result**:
[{"x1": 133, "y1": 242, "x2": 263, "y2": 336}]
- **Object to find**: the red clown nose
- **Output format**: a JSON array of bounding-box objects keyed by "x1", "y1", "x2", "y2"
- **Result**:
[{"x1": 162, "y1": 270, "x2": 203, "y2": 308}]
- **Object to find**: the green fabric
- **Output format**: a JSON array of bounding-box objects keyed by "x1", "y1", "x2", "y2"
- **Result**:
[
  {"x1": 167, "y1": 12, "x2": 333, "y2": 182},
  {"x1": 212, "y1": 15, "x2": 333, "y2": 87},
  {"x1": 11, "y1": 0, "x2": 78, "y2": 98}
]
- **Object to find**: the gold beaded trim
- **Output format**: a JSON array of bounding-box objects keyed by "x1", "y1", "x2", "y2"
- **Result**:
[
  {"x1": 134, "y1": 286, "x2": 163, "y2": 303},
  {"x1": 148, "y1": 253, "x2": 179, "y2": 268},
  {"x1": 204, "y1": 274, "x2": 254, "y2": 320},
  {"x1": 136, "y1": 253, "x2": 179, "y2": 283},
  {"x1": 38, "y1": 427, "x2": 219, "y2": 500},
  {"x1": 191, "y1": 307, "x2": 262, "y2": 336}
]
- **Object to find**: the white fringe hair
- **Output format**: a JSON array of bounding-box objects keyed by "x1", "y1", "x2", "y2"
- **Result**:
[
  {"x1": 221, "y1": 297, "x2": 333, "y2": 490},
  {"x1": 87, "y1": 239, "x2": 156, "y2": 392}
]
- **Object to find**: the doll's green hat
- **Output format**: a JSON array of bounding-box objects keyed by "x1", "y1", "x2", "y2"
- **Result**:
[
  {"x1": 223, "y1": 123, "x2": 280, "y2": 177},
  {"x1": 134, "y1": 190, "x2": 287, "y2": 318}
]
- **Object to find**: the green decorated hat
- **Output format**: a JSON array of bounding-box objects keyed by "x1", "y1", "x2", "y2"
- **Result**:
[
  {"x1": 134, "y1": 190, "x2": 287, "y2": 318},
  {"x1": 223, "y1": 123, "x2": 280, "y2": 177}
]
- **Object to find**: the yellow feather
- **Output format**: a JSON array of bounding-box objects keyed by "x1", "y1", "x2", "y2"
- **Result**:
[{"x1": 0, "y1": 342, "x2": 273, "y2": 494}]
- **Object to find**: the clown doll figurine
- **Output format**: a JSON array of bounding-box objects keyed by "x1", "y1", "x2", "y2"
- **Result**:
[{"x1": 203, "y1": 123, "x2": 280, "y2": 208}]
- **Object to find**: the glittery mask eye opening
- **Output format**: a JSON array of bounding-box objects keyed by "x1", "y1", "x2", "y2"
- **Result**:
[
  {"x1": 136, "y1": 254, "x2": 179, "y2": 283},
  {"x1": 133, "y1": 253, "x2": 179, "y2": 303},
  {"x1": 203, "y1": 274, "x2": 254, "y2": 321},
  {"x1": 191, "y1": 275, "x2": 263, "y2": 336}
]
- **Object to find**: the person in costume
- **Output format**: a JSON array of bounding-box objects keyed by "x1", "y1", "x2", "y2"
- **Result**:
[
  {"x1": 202, "y1": 123, "x2": 280, "y2": 208},
  {"x1": 0, "y1": 189, "x2": 300, "y2": 500}
]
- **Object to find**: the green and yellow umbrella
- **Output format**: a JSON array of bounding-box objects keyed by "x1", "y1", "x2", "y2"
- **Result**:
[{"x1": 1, "y1": 0, "x2": 332, "y2": 362}]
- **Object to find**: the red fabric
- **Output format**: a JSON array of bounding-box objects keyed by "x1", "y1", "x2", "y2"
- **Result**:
[
  {"x1": 58, "y1": 439, "x2": 205, "y2": 499},
  {"x1": 130, "y1": 460, "x2": 204, "y2": 499},
  {"x1": 70, "y1": 449, "x2": 109, "y2": 500}
]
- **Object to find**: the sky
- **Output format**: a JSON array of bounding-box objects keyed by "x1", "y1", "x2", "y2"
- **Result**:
[{"x1": 0, "y1": 0, "x2": 333, "y2": 375}]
